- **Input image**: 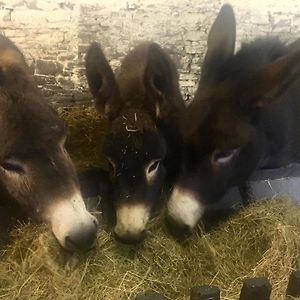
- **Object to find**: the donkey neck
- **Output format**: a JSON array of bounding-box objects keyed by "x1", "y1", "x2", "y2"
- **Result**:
[{"x1": 256, "y1": 80, "x2": 300, "y2": 169}]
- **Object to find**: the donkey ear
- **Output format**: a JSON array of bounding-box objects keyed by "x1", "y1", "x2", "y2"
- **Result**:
[
  {"x1": 144, "y1": 43, "x2": 178, "y2": 118},
  {"x1": 287, "y1": 38, "x2": 300, "y2": 53},
  {"x1": 85, "y1": 42, "x2": 121, "y2": 120},
  {"x1": 244, "y1": 49, "x2": 300, "y2": 108},
  {"x1": 201, "y1": 4, "x2": 236, "y2": 80}
]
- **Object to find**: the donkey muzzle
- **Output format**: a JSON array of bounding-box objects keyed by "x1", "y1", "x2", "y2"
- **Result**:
[{"x1": 47, "y1": 193, "x2": 99, "y2": 251}]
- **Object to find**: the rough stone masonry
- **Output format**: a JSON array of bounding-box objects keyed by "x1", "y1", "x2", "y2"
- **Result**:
[{"x1": 0, "y1": 0, "x2": 299, "y2": 107}]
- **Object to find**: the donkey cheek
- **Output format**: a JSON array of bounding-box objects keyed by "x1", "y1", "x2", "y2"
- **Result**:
[{"x1": 167, "y1": 186, "x2": 204, "y2": 229}]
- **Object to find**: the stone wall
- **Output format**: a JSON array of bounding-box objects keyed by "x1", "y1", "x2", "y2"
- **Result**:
[{"x1": 0, "y1": 0, "x2": 299, "y2": 106}]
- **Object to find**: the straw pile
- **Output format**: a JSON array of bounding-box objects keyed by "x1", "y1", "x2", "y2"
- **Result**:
[
  {"x1": 0, "y1": 200, "x2": 300, "y2": 299},
  {"x1": 57, "y1": 106, "x2": 109, "y2": 171},
  {"x1": 0, "y1": 107, "x2": 299, "y2": 300}
]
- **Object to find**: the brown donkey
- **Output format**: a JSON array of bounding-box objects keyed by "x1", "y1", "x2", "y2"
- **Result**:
[
  {"x1": 167, "y1": 4, "x2": 300, "y2": 235},
  {"x1": 85, "y1": 42, "x2": 184, "y2": 244},
  {"x1": 0, "y1": 35, "x2": 98, "y2": 250}
]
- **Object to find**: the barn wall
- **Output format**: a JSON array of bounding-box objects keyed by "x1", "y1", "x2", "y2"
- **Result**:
[{"x1": 0, "y1": 0, "x2": 299, "y2": 106}]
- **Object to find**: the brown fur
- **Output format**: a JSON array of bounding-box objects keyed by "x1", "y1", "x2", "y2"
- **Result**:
[
  {"x1": 85, "y1": 41, "x2": 184, "y2": 244},
  {"x1": 0, "y1": 35, "x2": 97, "y2": 250}
]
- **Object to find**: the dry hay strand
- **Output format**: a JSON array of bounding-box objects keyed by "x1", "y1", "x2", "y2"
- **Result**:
[
  {"x1": 0, "y1": 199, "x2": 300, "y2": 299},
  {"x1": 57, "y1": 106, "x2": 109, "y2": 171}
]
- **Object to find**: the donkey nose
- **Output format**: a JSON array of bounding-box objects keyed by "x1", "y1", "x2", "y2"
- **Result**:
[
  {"x1": 113, "y1": 203, "x2": 150, "y2": 244},
  {"x1": 165, "y1": 216, "x2": 193, "y2": 240},
  {"x1": 114, "y1": 229, "x2": 147, "y2": 245},
  {"x1": 64, "y1": 217, "x2": 98, "y2": 251}
]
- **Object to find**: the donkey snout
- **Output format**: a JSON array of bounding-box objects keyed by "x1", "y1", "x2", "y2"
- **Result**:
[
  {"x1": 64, "y1": 216, "x2": 98, "y2": 251},
  {"x1": 165, "y1": 215, "x2": 193, "y2": 239},
  {"x1": 114, "y1": 229, "x2": 147, "y2": 245},
  {"x1": 167, "y1": 186, "x2": 204, "y2": 234},
  {"x1": 113, "y1": 203, "x2": 150, "y2": 244},
  {"x1": 48, "y1": 193, "x2": 99, "y2": 251}
]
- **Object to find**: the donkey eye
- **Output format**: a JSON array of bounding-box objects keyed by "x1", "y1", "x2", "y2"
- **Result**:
[
  {"x1": 147, "y1": 160, "x2": 160, "y2": 174},
  {"x1": 211, "y1": 148, "x2": 240, "y2": 166},
  {"x1": 62, "y1": 147, "x2": 68, "y2": 155},
  {"x1": 0, "y1": 159, "x2": 26, "y2": 174},
  {"x1": 60, "y1": 135, "x2": 67, "y2": 148},
  {"x1": 145, "y1": 159, "x2": 161, "y2": 184}
]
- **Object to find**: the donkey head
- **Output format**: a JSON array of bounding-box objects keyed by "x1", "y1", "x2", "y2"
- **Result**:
[
  {"x1": 166, "y1": 4, "x2": 300, "y2": 234},
  {"x1": 0, "y1": 35, "x2": 98, "y2": 251},
  {"x1": 86, "y1": 42, "x2": 181, "y2": 244}
]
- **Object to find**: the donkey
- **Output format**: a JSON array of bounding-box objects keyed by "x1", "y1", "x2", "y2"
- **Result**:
[
  {"x1": 0, "y1": 34, "x2": 98, "y2": 250},
  {"x1": 85, "y1": 41, "x2": 184, "y2": 244},
  {"x1": 166, "y1": 4, "x2": 300, "y2": 235}
]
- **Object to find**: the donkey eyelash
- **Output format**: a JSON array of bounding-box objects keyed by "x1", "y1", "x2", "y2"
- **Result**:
[{"x1": 0, "y1": 159, "x2": 25, "y2": 174}]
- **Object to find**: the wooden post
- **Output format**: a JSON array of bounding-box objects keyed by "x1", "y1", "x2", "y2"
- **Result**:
[
  {"x1": 239, "y1": 277, "x2": 271, "y2": 300},
  {"x1": 190, "y1": 285, "x2": 220, "y2": 300},
  {"x1": 286, "y1": 270, "x2": 300, "y2": 297},
  {"x1": 136, "y1": 293, "x2": 166, "y2": 300}
]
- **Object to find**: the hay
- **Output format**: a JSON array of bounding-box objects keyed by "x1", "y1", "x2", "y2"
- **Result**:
[
  {"x1": 0, "y1": 107, "x2": 299, "y2": 299},
  {"x1": 0, "y1": 199, "x2": 300, "y2": 299},
  {"x1": 57, "y1": 106, "x2": 109, "y2": 171}
]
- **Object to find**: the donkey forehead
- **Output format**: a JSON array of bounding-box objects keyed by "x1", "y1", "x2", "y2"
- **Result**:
[
  {"x1": 105, "y1": 129, "x2": 165, "y2": 160},
  {"x1": 187, "y1": 85, "x2": 254, "y2": 150},
  {"x1": 189, "y1": 120, "x2": 253, "y2": 161},
  {"x1": 186, "y1": 83, "x2": 236, "y2": 130},
  {"x1": 1, "y1": 100, "x2": 66, "y2": 146},
  {"x1": 111, "y1": 108, "x2": 156, "y2": 132},
  {"x1": 105, "y1": 108, "x2": 165, "y2": 158}
]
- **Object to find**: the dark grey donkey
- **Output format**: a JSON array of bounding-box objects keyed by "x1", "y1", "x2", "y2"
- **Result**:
[{"x1": 167, "y1": 4, "x2": 300, "y2": 235}]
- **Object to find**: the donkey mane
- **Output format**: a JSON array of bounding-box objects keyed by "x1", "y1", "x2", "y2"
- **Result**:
[
  {"x1": 217, "y1": 37, "x2": 287, "y2": 82},
  {"x1": 189, "y1": 37, "x2": 296, "y2": 137}
]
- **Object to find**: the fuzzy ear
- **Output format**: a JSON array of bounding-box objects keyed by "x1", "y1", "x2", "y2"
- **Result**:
[
  {"x1": 201, "y1": 4, "x2": 236, "y2": 80},
  {"x1": 0, "y1": 35, "x2": 28, "y2": 87},
  {"x1": 144, "y1": 43, "x2": 179, "y2": 118},
  {"x1": 85, "y1": 42, "x2": 121, "y2": 120},
  {"x1": 243, "y1": 49, "x2": 300, "y2": 108}
]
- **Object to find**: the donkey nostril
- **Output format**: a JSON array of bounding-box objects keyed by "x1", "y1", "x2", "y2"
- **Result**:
[
  {"x1": 64, "y1": 235, "x2": 76, "y2": 250},
  {"x1": 166, "y1": 216, "x2": 193, "y2": 239},
  {"x1": 182, "y1": 224, "x2": 192, "y2": 235},
  {"x1": 140, "y1": 229, "x2": 147, "y2": 237},
  {"x1": 92, "y1": 218, "x2": 98, "y2": 227},
  {"x1": 64, "y1": 224, "x2": 98, "y2": 251},
  {"x1": 114, "y1": 230, "x2": 147, "y2": 245}
]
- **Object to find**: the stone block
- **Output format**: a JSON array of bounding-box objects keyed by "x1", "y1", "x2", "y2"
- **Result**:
[{"x1": 36, "y1": 59, "x2": 63, "y2": 76}]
